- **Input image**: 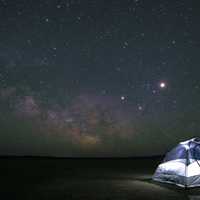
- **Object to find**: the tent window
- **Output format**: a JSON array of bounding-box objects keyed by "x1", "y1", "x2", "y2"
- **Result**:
[
  {"x1": 190, "y1": 144, "x2": 200, "y2": 160},
  {"x1": 164, "y1": 145, "x2": 187, "y2": 162}
]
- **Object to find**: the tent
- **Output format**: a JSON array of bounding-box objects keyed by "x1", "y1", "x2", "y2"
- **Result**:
[{"x1": 153, "y1": 138, "x2": 200, "y2": 188}]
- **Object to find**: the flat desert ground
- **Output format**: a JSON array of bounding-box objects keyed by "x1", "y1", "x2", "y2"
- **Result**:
[{"x1": 0, "y1": 157, "x2": 200, "y2": 200}]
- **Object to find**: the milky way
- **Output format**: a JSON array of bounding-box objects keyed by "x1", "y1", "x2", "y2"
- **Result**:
[{"x1": 0, "y1": 0, "x2": 200, "y2": 156}]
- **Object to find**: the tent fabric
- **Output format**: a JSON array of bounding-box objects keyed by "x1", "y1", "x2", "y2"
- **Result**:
[{"x1": 153, "y1": 138, "x2": 200, "y2": 188}]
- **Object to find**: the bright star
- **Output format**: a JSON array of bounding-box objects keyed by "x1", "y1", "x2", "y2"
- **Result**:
[{"x1": 159, "y1": 82, "x2": 166, "y2": 89}]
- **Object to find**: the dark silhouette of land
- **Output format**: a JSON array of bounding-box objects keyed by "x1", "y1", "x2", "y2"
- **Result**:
[{"x1": 0, "y1": 156, "x2": 200, "y2": 200}]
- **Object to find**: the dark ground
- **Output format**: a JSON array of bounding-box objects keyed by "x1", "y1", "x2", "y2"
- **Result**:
[{"x1": 0, "y1": 157, "x2": 200, "y2": 200}]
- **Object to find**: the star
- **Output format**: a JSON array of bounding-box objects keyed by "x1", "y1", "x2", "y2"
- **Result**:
[
  {"x1": 138, "y1": 105, "x2": 143, "y2": 111},
  {"x1": 172, "y1": 40, "x2": 176, "y2": 45},
  {"x1": 121, "y1": 96, "x2": 126, "y2": 101},
  {"x1": 115, "y1": 67, "x2": 121, "y2": 72},
  {"x1": 152, "y1": 90, "x2": 156, "y2": 94},
  {"x1": 101, "y1": 90, "x2": 107, "y2": 95},
  {"x1": 159, "y1": 82, "x2": 166, "y2": 89}
]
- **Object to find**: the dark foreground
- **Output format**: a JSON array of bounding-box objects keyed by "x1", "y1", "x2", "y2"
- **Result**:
[{"x1": 0, "y1": 157, "x2": 200, "y2": 200}]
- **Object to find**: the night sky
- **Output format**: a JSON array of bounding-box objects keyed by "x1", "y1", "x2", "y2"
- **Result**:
[{"x1": 0, "y1": 0, "x2": 200, "y2": 157}]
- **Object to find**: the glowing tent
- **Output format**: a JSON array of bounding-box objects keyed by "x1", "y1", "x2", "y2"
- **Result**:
[{"x1": 153, "y1": 138, "x2": 200, "y2": 188}]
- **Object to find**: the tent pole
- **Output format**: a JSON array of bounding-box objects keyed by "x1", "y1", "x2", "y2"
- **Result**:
[{"x1": 185, "y1": 149, "x2": 189, "y2": 188}]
